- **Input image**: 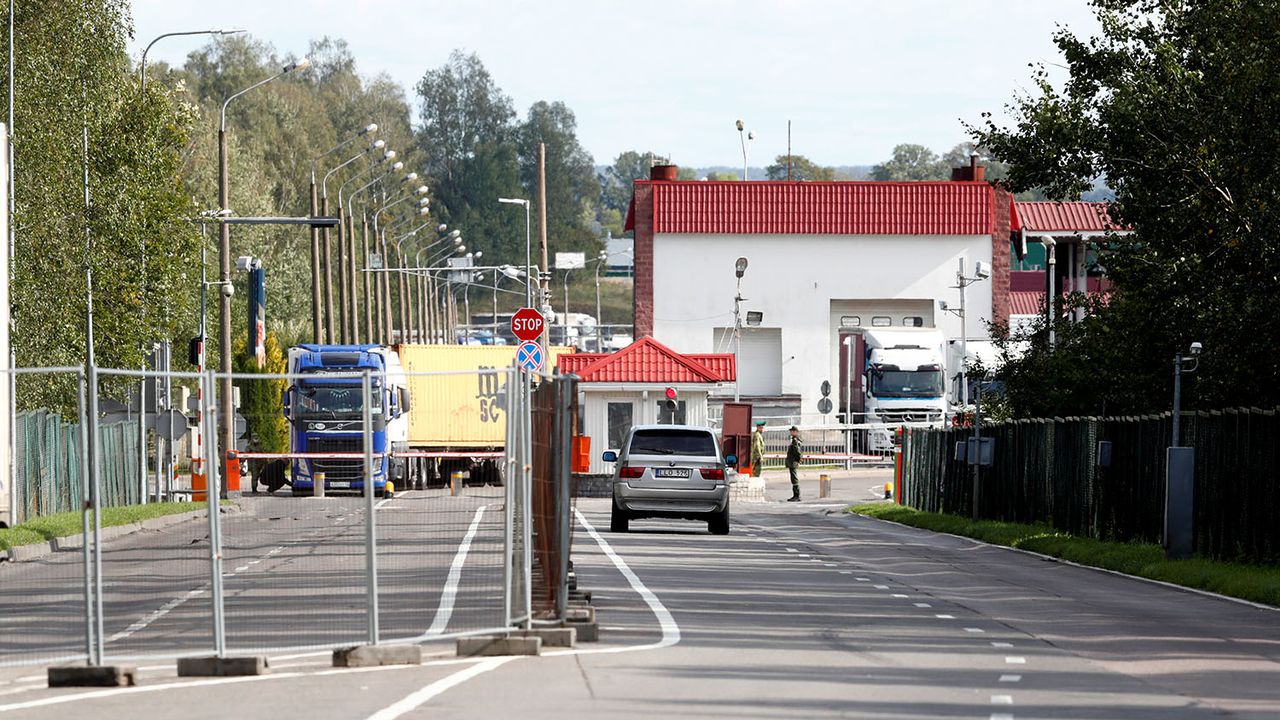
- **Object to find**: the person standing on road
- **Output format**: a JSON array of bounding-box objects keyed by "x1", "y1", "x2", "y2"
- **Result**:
[
  {"x1": 750, "y1": 420, "x2": 766, "y2": 477},
  {"x1": 786, "y1": 426, "x2": 802, "y2": 502}
]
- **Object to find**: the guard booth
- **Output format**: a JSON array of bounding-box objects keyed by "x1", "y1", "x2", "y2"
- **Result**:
[
  {"x1": 556, "y1": 337, "x2": 736, "y2": 476},
  {"x1": 719, "y1": 402, "x2": 753, "y2": 474}
]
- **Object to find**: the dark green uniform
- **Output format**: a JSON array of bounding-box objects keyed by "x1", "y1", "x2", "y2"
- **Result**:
[{"x1": 785, "y1": 434, "x2": 802, "y2": 500}]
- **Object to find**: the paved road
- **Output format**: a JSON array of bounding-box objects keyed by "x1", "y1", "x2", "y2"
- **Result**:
[{"x1": 2, "y1": 478, "x2": 1279, "y2": 719}]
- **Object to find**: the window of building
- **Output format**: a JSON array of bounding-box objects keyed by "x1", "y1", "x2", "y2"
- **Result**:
[
  {"x1": 871, "y1": 316, "x2": 892, "y2": 327},
  {"x1": 607, "y1": 402, "x2": 633, "y2": 451},
  {"x1": 840, "y1": 315, "x2": 861, "y2": 328},
  {"x1": 656, "y1": 400, "x2": 687, "y2": 426},
  {"x1": 902, "y1": 316, "x2": 924, "y2": 327}
]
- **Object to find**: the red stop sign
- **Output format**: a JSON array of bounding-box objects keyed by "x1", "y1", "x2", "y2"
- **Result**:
[{"x1": 511, "y1": 307, "x2": 545, "y2": 342}]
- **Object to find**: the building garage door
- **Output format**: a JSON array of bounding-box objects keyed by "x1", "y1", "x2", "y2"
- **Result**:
[{"x1": 715, "y1": 327, "x2": 782, "y2": 396}]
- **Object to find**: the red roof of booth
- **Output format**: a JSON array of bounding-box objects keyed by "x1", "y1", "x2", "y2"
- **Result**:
[
  {"x1": 1014, "y1": 201, "x2": 1120, "y2": 233},
  {"x1": 625, "y1": 181, "x2": 1011, "y2": 236},
  {"x1": 557, "y1": 338, "x2": 735, "y2": 383}
]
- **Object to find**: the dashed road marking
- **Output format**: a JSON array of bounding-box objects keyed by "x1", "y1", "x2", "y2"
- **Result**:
[
  {"x1": 935, "y1": 614, "x2": 955, "y2": 619},
  {"x1": 965, "y1": 627, "x2": 985, "y2": 633},
  {"x1": 1005, "y1": 656, "x2": 1026, "y2": 664},
  {"x1": 999, "y1": 675, "x2": 1022, "y2": 683},
  {"x1": 913, "y1": 602, "x2": 931, "y2": 608},
  {"x1": 873, "y1": 584, "x2": 889, "y2": 590},
  {"x1": 991, "y1": 642, "x2": 1013, "y2": 648},
  {"x1": 856, "y1": 577, "x2": 870, "y2": 582},
  {"x1": 892, "y1": 594, "x2": 908, "y2": 598},
  {"x1": 991, "y1": 695, "x2": 1013, "y2": 704},
  {"x1": 990, "y1": 714, "x2": 1015, "y2": 720}
]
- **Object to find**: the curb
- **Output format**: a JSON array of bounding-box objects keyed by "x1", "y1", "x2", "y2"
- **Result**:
[
  {"x1": 843, "y1": 510, "x2": 1280, "y2": 614},
  {"x1": 4, "y1": 508, "x2": 219, "y2": 563}
]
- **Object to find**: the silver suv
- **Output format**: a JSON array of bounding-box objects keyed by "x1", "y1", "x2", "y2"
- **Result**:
[{"x1": 603, "y1": 425, "x2": 735, "y2": 535}]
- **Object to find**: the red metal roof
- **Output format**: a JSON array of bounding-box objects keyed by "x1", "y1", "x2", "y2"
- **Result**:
[
  {"x1": 1009, "y1": 291, "x2": 1045, "y2": 316},
  {"x1": 1014, "y1": 202, "x2": 1120, "y2": 233},
  {"x1": 627, "y1": 181, "x2": 1006, "y2": 235},
  {"x1": 555, "y1": 338, "x2": 735, "y2": 383}
]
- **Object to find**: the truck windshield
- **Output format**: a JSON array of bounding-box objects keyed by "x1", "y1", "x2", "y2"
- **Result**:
[
  {"x1": 628, "y1": 429, "x2": 717, "y2": 457},
  {"x1": 870, "y1": 366, "x2": 943, "y2": 398},
  {"x1": 295, "y1": 384, "x2": 382, "y2": 417}
]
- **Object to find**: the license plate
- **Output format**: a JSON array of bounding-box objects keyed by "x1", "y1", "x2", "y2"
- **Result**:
[
  {"x1": 653, "y1": 468, "x2": 690, "y2": 478},
  {"x1": 329, "y1": 481, "x2": 351, "y2": 489}
]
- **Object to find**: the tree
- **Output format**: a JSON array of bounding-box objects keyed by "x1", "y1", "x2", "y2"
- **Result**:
[
  {"x1": 705, "y1": 171, "x2": 739, "y2": 181},
  {"x1": 870, "y1": 144, "x2": 949, "y2": 181},
  {"x1": 601, "y1": 150, "x2": 660, "y2": 213},
  {"x1": 972, "y1": 0, "x2": 1280, "y2": 413},
  {"x1": 414, "y1": 51, "x2": 515, "y2": 184},
  {"x1": 1, "y1": 0, "x2": 199, "y2": 409},
  {"x1": 516, "y1": 101, "x2": 600, "y2": 259},
  {"x1": 765, "y1": 154, "x2": 837, "y2": 181}
]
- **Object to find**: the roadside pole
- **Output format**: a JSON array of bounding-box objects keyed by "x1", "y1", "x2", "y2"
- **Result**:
[{"x1": 362, "y1": 370, "x2": 379, "y2": 644}]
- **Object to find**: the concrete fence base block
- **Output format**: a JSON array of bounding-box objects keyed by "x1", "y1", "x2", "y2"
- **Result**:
[
  {"x1": 177, "y1": 656, "x2": 268, "y2": 677},
  {"x1": 332, "y1": 644, "x2": 422, "y2": 667},
  {"x1": 48, "y1": 665, "x2": 137, "y2": 688},
  {"x1": 564, "y1": 605, "x2": 596, "y2": 624},
  {"x1": 564, "y1": 619, "x2": 599, "y2": 642},
  {"x1": 456, "y1": 636, "x2": 541, "y2": 657},
  {"x1": 511, "y1": 627, "x2": 575, "y2": 648}
]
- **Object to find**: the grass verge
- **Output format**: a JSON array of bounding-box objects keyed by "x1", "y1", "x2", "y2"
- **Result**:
[
  {"x1": 0, "y1": 502, "x2": 212, "y2": 551},
  {"x1": 850, "y1": 503, "x2": 1280, "y2": 608}
]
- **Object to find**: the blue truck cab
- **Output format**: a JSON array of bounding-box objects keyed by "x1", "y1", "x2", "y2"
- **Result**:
[{"x1": 284, "y1": 344, "x2": 410, "y2": 496}]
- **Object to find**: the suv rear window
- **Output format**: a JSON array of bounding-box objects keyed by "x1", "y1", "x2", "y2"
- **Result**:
[{"x1": 628, "y1": 429, "x2": 717, "y2": 457}]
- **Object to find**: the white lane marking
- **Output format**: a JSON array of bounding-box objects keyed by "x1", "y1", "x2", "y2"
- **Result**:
[
  {"x1": 545, "y1": 509, "x2": 681, "y2": 657},
  {"x1": 839, "y1": 571, "x2": 853, "y2": 575},
  {"x1": 234, "y1": 565, "x2": 250, "y2": 573},
  {"x1": 892, "y1": 594, "x2": 908, "y2": 598},
  {"x1": 990, "y1": 714, "x2": 1014, "y2": 720},
  {"x1": 363, "y1": 657, "x2": 515, "y2": 720},
  {"x1": 785, "y1": 548, "x2": 799, "y2": 553},
  {"x1": 913, "y1": 602, "x2": 931, "y2": 608},
  {"x1": 965, "y1": 627, "x2": 985, "y2": 633},
  {"x1": 425, "y1": 505, "x2": 488, "y2": 635},
  {"x1": 873, "y1": 584, "x2": 889, "y2": 590},
  {"x1": 1005, "y1": 656, "x2": 1026, "y2": 664},
  {"x1": 797, "y1": 554, "x2": 811, "y2": 558},
  {"x1": 992, "y1": 642, "x2": 1013, "y2": 648},
  {"x1": 823, "y1": 563, "x2": 837, "y2": 567},
  {"x1": 991, "y1": 695, "x2": 1013, "y2": 704},
  {"x1": 936, "y1": 614, "x2": 955, "y2": 619},
  {"x1": 999, "y1": 674, "x2": 1022, "y2": 683},
  {"x1": 856, "y1": 577, "x2": 870, "y2": 582},
  {"x1": 107, "y1": 585, "x2": 207, "y2": 643}
]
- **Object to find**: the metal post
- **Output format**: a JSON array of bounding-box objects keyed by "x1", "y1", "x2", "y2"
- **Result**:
[
  {"x1": 138, "y1": 369, "x2": 147, "y2": 504},
  {"x1": 958, "y1": 258, "x2": 968, "y2": 409},
  {"x1": 733, "y1": 276, "x2": 742, "y2": 403},
  {"x1": 217, "y1": 127, "x2": 234, "y2": 488},
  {"x1": 522, "y1": 368, "x2": 533, "y2": 628},
  {"x1": 971, "y1": 379, "x2": 982, "y2": 521},
  {"x1": 77, "y1": 368, "x2": 95, "y2": 664},
  {"x1": 362, "y1": 214, "x2": 373, "y2": 344},
  {"x1": 502, "y1": 368, "x2": 514, "y2": 626},
  {"x1": 556, "y1": 377, "x2": 572, "y2": 620},
  {"x1": 87, "y1": 365, "x2": 105, "y2": 666},
  {"x1": 1172, "y1": 353, "x2": 1182, "y2": 446},
  {"x1": 362, "y1": 369, "x2": 379, "y2": 644},
  {"x1": 322, "y1": 196, "x2": 336, "y2": 344},
  {"x1": 1046, "y1": 238, "x2": 1057, "y2": 349},
  {"x1": 204, "y1": 370, "x2": 226, "y2": 656},
  {"x1": 309, "y1": 177, "x2": 322, "y2": 342}
]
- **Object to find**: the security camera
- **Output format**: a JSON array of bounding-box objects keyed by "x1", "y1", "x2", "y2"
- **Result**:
[
  {"x1": 939, "y1": 300, "x2": 949, "y2": 311},
  {"x1": 974, "y1": 261, "x2": 991, "y2": 280},
  {"x1": 1189, "y1": 341, "x2": 1202, "y2": 355},
  {"x1": 235, "y1": 255, "x2": 255, "y2": 272},
  {"x1": 221, "y1": 283, "x2": 235, "y2": 298}
]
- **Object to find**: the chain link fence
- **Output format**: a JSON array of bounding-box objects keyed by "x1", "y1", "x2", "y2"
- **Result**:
[
  {"x1": 900, "y1": 407, "x2": 1280, "y2": 562},
  {"x1": 1, "y1": 364, "x2": 579, "y2": 668}
]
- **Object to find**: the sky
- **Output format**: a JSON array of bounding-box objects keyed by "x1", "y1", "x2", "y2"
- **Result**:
[{"x1": 128, "y1": 0, "x2": 1101, "y2": 169}]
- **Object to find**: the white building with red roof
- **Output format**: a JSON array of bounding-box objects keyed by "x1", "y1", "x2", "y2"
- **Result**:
[{"x1": 625, "y1": 161, "x2": 1016, "y2": 419}]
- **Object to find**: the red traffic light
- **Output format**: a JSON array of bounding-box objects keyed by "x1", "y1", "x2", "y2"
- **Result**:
[{"x1": 665, "y1": 387, "x2": 677, "y2": 400}]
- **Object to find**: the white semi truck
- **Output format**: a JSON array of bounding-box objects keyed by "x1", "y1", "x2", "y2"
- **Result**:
[{"x1": 859, "y1": 328, "x2": 949, "y2": 449}]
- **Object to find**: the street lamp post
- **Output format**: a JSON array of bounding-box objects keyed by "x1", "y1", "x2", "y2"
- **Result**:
[
  {"x1": 948, "y1": 258, "x2": 990, "y2": 409},
  {"x1": 325, "y1": 140, "x2": 386, "y2": 343},
  {"x1": 498, "y1": 198, "x2": 532, "y2": 308},
  {"x1": 218, "y1": 57, "x2": 309, "y2": 481},
  {"x1": 735, "y1": 120, "x2": 754, "y2": 181},
  {"x1": 310, "y1": 123, "x2": 378, "y2": 343},
  {"x1": 733, "y1": 257, "x2": 748, "y2": 402},
  {"x1": 140, "y1": 29, "x2": 245, "y2": 93}
]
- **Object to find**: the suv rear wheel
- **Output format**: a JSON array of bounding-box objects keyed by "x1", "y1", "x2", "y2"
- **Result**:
[
  {"x1": 610, "y1": 498, "x2": 630, "y2": 533},
  {"x1": 708, "y1": 505, "x2": 730, "y2": 535}
]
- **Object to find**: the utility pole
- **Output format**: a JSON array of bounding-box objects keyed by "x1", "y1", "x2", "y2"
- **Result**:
[
  {"x1": 537, "y1": 142, "x2": 550, "y2": 352},
  {"x1": 308, "y1": 176, "x2": 322, "y2": 342},
  {"x1": 321, "y1": 193, "x2": 336, "y2": 343},
  {"x1": 217, "y1": 123, "x2": 233, "y2": 488},
  {"x1": 361, "y1": 212, "x2": 373, "y2": 343}
]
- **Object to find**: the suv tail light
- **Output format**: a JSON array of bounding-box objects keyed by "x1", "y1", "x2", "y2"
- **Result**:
[
  {"x1": 619, "y1": 465, "x2": 644, "y2": 479},
  {"x1": 702, "y1": 467, "x2": 725, "y2": 481}
]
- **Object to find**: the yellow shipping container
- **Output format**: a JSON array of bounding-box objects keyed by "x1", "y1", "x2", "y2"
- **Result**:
[{"x1": 396, "y1": 344, "x2": 574, "y2": 448}]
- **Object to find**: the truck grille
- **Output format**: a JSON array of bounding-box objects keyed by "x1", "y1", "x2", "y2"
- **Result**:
[{"x1": 308, "y1": 436, "x2": 364, "y2": 482}]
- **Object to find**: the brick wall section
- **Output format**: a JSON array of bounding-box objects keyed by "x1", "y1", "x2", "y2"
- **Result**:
[
  {"x1": 632, "y1": 183, "x2": 655, "y2": 338},
  {"x1": 990, "y1": 186, "x2": 1012, "y2": 328}
]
